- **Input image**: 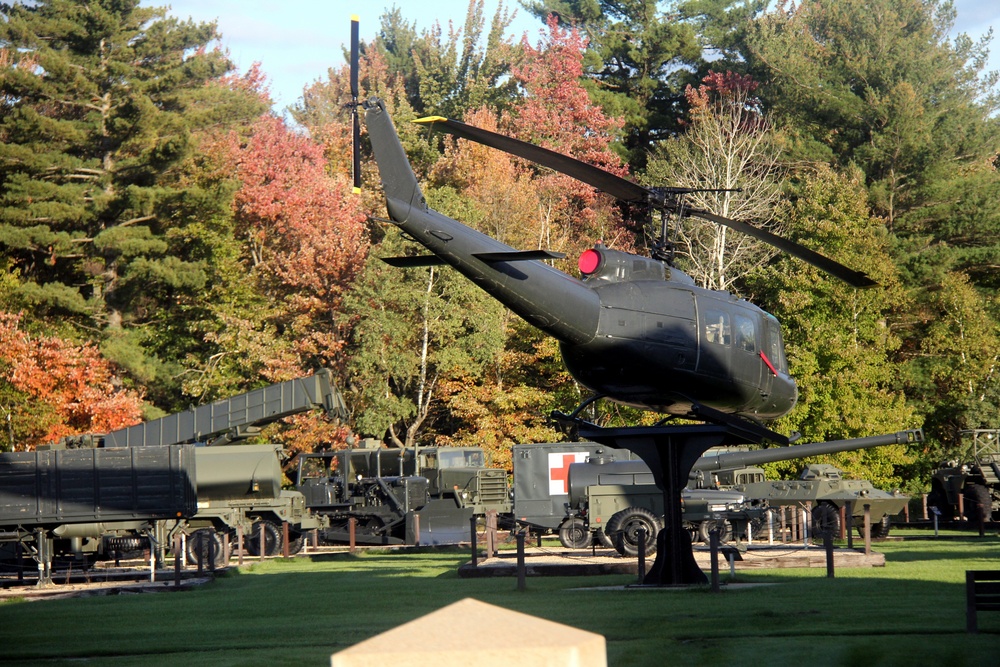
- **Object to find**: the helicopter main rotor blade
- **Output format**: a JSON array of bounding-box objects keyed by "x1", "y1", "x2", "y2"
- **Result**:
[
  {"x1": 416, "y1": 115, "x2": 877, "y2": 288},
  {"x1": 689, "y1": 209, "x2": 876, "y2": 288},
  {"x1": 414, "y1": 116, "x2": 651, "y2": 204},
  {"x1": 350, "y1": 16, "x2": 361, "y2": 193}
]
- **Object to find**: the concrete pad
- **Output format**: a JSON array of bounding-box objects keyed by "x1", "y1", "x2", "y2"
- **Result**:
[{"x1": 330, "y1": 597, "x2": 606, "y2": 667}]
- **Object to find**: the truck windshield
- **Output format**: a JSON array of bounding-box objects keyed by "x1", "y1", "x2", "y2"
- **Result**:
[{"x1": 438, "y1": 449, "x2": 484, "y2": 468}]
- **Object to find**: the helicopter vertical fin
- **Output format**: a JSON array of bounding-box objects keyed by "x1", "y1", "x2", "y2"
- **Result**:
[{"x1": 364, "y1": 100, "x2": 427, "y2": 222}]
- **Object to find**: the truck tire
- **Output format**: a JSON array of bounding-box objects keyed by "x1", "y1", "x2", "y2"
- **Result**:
[
  {"x1": 927, "y1": 486, "x2": 954, "y2": 520},
  {"x1": 558, "y1": 517, "x2": 591, "y2": 549},
  {"x1": 246, "y1": 520, "x2": 281, "y2": 557},
  {"x1": 607, "y1": 507, "x2": 660, "y2": 557},
  {"x1": 186, "y1": 529, "x2": 228, "y2": 568},
  {"x1": 697, "y1": 519, "x2": 732, "y2": 544},
  {"x1": 595, "y1": 528, "x2": 614, "y2": 549},
  {"x1": 811, "y1": 503, "x2": 841, "y2": 537},
  {"x1": 857, "y1": 514, "x2": 892, "y2": 539},
  {"x1": 964, "y1": 484, "x2": 991, "y2": 527}
]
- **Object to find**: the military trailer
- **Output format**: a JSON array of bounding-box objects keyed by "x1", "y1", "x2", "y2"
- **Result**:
[
  {"x1": 0, "y1": 446, "x2": 197, "y2": 569},
  {"x1": 295, "y1": 443, "x2": 510, "y2": 546},
  {"x1": 928, "y1": 429, "x2": 1000, "y2": 525}
]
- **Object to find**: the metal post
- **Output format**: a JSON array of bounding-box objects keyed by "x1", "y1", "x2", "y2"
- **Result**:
[
  {"x1": 767, "y1": 510, "x2": 774, "y2": 545},
  {"x1": 802, "y1": 506, "x2": 809, "y2": 547},
  {"x1": 282, "y1": 522, "x2": 290, "y2": 558},
  {"x1": 174, "y1": 534, "x2": 182, "y2": 586},
  {"x1": 636, "y1": 528, "x2": 646, "y2": 585},
  {"x1": 259, "y1": 523, "x2": 267, "y2": 561},
  {"x1": 349, "y1": 517, "x2": 356, "y2": 555},
  {"x1": 15, "y1": 540, "x2": 23, "y2": 584},
  {"x1": 237, "y1": 525, "x2": 244, "y2": 566},
  {"x1": 863, "y1": 504, "x2": 872, "y2": 556},
  {"x1": 470, "y1": 516, "x2": 479, "y2": 567},
  {"x1": 922, "y1": 493, "x2": 928, "y2": 521},
  {"x1": 824, "y1": 531, "x2": 835, "y2": 578},
  {"x1": 846, "y1": 501, "x2": 854, "y2": 550},
  {"x1": 516, "y1": 531, "x2": 526, "y2": 592},
  {"x1": 486, "y1": 510, "x2": 497, "y2": 558},
  {"x1": 709, "y1": 529, "x2": 720, "y2": 593},
  {"x1": 413, "y1": 513, "x2": 421, "y2": 546},
  {"x1": 838, "y1": 505, "x2": 846, "y2": 540},
  {"x1": 208, "y1": 533, "x2": 216, "y2": 574},
  {"x1": 958, "y1": 491, "x2": 965, "y2": 520},
  {"x1": 196, "y1": 532, "x2": 204, "y2": 575}
]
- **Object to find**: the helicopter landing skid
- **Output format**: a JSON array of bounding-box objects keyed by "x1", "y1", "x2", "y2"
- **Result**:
[{"x1": 556, "y1": 416, "x2": 769, "y2": 586}]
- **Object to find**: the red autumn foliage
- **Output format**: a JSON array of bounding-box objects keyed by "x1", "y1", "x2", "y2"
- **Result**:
[{"x1": 0, "y1": 312, "x2": 144, "y2": 449}]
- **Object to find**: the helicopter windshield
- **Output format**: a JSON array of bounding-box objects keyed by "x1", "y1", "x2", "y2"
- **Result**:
[{"x1": 764, "y1": 318, "x2": 789, "y2": 374}]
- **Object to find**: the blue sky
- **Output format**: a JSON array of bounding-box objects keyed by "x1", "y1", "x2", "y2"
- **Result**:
[{"x1": 148, "y1": 1, "x2": 1000, "y2": 112}]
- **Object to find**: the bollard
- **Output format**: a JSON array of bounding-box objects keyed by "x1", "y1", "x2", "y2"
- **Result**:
[
  {"x1": 237, "y1": 524, "x2": 244, "y2": 566},
  {"x1": 283, "y1": 522, "x2": 290, "y2": 558},
  {"x1": 863, "y1": 504, "x2": 872, "y2": 556},
  {"x1": 838, "y1": 505, "x2": 846, "y2": 540},
  {"x1": 709, "y1": 529, "x2": 721, "y2": 593},
  {"x1": 824, "y1": 531, "x2": 835, "y2": 578},
  {"x1": 846, "y1": 501, "x2": 854, "y2": 550},
  {"x1": 174, "y1": 534, "x2": 182, "y2": 586},
  {"x1": 516, "y1": 531, "x2": 526, "y2": 592},
  {"x1": 208, "y1": 532, "x2": 216, "y2": 574},
  {"x1": 485, "y1": 510, "x2": 497, "y2": 558},
  {"x1": 15, "y1": 541, "x2": 23, "y2": 584},
  {"x1": 922, "y1": 493, "x2": 929, "y2": 521},
  {"x1": 414, "y1": 513, "x2": 421, "y2": 546},
  {"x1": 958, "y1": 491, "x2": 965, "y2": 520},
  {"x1": 311, "y1": 528, "x2": 319, "y2": 552},
  {"x1": 767, "y1": 510, "x2": 774, "y2": 545},
  {"x1": 636, "y1": 528, "x2": 646, "y2": 585},
  {"x1": 259, "y1": 523, "x2": 267, "y2": 561},
  {"x1": 349, "y1": 517, "x2": 357, "y2": 555},
  {"x1": 196, "y1": 532, "x2": 204, "y2": 575},
  {"x1": 470, "y1": 516, "x2": 479, "y2": 567}
]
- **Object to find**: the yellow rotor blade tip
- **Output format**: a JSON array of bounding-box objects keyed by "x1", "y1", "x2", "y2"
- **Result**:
[{"x1": 413, "y1": 116, "x2": 447, "y2": 124}]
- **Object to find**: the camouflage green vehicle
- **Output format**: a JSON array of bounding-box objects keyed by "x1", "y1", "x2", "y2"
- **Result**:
[
  {"x1": 928, "y1": 429, "x2": 1000, "y2": 525},
  {"x1": 727, "y1": 463, "x2": 909, "y2": 538}
]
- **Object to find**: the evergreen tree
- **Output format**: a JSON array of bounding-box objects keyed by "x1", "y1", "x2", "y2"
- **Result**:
[
  {"x1": 0, "y1": 0, "x2": 266, "y2": 398},
  {"x1": 520, "y1": 0, "x2": 765, "y2": 166}
]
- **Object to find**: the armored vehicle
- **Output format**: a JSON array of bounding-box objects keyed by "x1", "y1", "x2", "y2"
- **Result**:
[
  {"x1": 928, "y1": 429, "x2": 1000, "y2": 525},
  {"x1": 296, "y1": 443, "x2": 510, "y2": 546},
  {"x1": 725, "y1": 463, "x2": 908, "y2": 538}
]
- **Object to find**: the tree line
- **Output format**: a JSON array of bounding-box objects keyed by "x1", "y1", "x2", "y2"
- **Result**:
[{"x1": 1, "y1": 0, "x2": 998, "y2": 492}]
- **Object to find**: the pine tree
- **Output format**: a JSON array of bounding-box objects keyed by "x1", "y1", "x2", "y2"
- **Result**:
[{"x1": 0, "y1": 0, "x2": 265, "y2": 392}]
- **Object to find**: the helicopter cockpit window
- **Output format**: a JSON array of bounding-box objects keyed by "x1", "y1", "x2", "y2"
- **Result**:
[
  {"x1": 734, "y1": 314, "x2": 756, "y2": 353},
  {"x1": 703, "y1": 309, "x2": 731, "y2": 345},
  {"x1": 764, "y1": 319, "x2": 789, "y2": 374}
]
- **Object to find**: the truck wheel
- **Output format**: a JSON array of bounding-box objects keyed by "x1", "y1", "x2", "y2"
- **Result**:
[
  {"x1": 857, "y1": 515, "x2": 892, "y2": 539},
  {"x1": 811, "y1": 503, "x2": 841, "y2": 537},
  {"x1": 964, "y1": 484, "x2": 991, "y2": 527},
  {"x1": 595, "y1": 528, "x2": 614, "y2": 549},
  {"x1": 927, "y1": 487, "x2": 954, "y2": 520},
  {"x1": 186, "y1": 529, "x2": 228, "y2": 568},
  {"x1": 697, "y1": 519, "x2": 732, "y2": 544},
  {"x1": 246, "y1": 520, "x2": 281, "y2": 557},
  {"x1": 286, "y1": 530, "x2": 305, "y2": 555},
  {"x1": 607, "y1": 507, "x2": 660, "y2": 557},
  {"x1": 558, "y1": 517, "x2": 591, "y2": 549}
]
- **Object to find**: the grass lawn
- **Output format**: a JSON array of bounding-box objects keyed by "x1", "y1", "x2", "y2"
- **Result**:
[{"x1": 1, "y1": 530, "x2": 998, "y2": 666}]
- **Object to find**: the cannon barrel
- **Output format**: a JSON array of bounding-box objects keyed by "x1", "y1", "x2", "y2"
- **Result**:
[{"x1": 692, "y1": 429, "x2": 923, "y2": 473}]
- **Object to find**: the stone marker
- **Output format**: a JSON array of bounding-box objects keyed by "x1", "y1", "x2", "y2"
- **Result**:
[{"x1": 330, "y1": 597, "x2": 606, "y2": 667}]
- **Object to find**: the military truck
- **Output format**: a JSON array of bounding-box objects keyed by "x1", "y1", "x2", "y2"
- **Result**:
[
  {"x1": 295, "y1": 442, "x2": 511, "y2": 546},
  {"x1": 559, "y1": 456, "x2": 765, "y2": 556},
  {"x1": 1, "y1": 371, "x2": 346, "y2": 570},
  {"x1": 513, "y1": 430, "x2": 921, "y2": 554},
  {"x1": 511, "y1": 443, "x2": 762, "y2": 555},
  {"x1": 928, "y1": 428, "x2": 1000, "y2": 525}
]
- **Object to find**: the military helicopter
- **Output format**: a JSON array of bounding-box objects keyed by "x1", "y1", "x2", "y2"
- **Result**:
[
  {"x1": 347, "y1": 20, "x2": 875, "y2": 445},
  {"x1": 348, "y1": 18, "x2": 880, "y2": 585}
]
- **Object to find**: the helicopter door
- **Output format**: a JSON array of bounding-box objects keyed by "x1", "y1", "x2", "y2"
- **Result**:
[
  {"x1": 697, "y1": 307, "x2": 731, "y2": 377},
  {"x1": 733, "y1": 312, "x2": 764, "y2": 394}
]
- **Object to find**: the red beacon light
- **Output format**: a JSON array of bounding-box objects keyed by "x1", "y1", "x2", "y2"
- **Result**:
[{"x1": 578, "y1": 247, "x2": 602, "y2": 275}]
